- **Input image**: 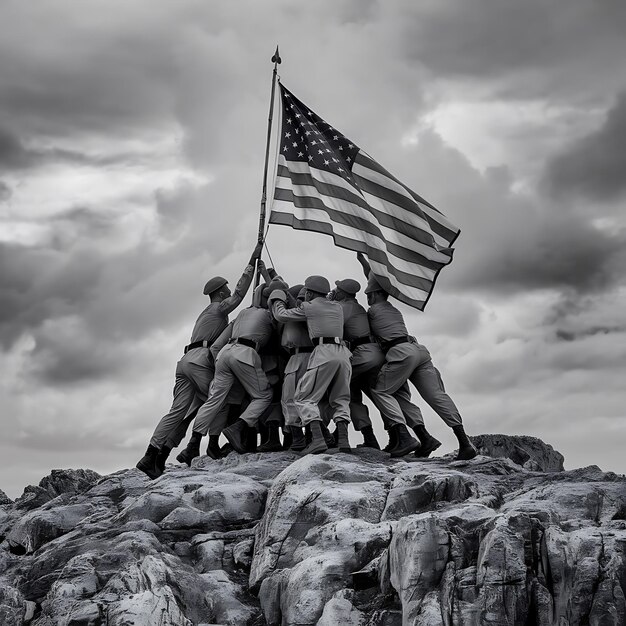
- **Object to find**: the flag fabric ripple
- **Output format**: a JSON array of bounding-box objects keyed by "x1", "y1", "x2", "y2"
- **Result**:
[{"x1": 269, "y1": 83, "x2": 460, "y2": 310}]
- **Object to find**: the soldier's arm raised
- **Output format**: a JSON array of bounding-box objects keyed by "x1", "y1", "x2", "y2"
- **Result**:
[
  {"x1": 357, "y1": 252, "x2": 371, "y2": 280},
  {"x1": 257, "y1": 259, "x2": 274, "y2": 284},
  {"x1": 219, "y1": 243, "x2": 263, "y2": 314}
]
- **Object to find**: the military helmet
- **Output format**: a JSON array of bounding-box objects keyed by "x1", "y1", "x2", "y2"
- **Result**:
[
  {"x1": 335, "y1": 278, "x2": 361, "y2": 295},
  {"x1": 203, "y1": 276, "x2": 228, "y2": 296},
  {"x1": 304, "y1": 275, "x2": 330, "y2": 294},
  {"x1": 288, "y1": 283, "x2": 305, "y2": 298}
]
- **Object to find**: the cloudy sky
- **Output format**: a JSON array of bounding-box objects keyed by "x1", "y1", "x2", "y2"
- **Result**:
[{"x1": 1, "y1": 0, "x2": 625, "y2": 498}]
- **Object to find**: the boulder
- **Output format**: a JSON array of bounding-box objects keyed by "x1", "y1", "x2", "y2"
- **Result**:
[{"x1": 472, "y1": 433, "x2": 564, "y2": 472}]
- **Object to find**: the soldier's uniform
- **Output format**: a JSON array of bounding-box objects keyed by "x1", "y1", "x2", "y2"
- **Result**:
[
  {"x1": 271, "y1": 278, "x2": 352, "y2": 429},
  {"x1": 148, "y1": 265, "x2": 255, "y2": 450},
  {"x1": 136, "y1": 259, "x2": 257, "y2": 478},
  {"x1": 335, "y1": 279, "x2": 420, "y2": 430},
  {"x1": 368, "y1": 298, "x2": 462, "y2": 429},
  {"x1": 279, "y1": 293, "x2": 314, "y2": 427},
  {"x1": 200, "y1": 322, "x2": 247, "y2": 441},
  {"x1": 192, "y1": 305, "x2": 274, "y2": 435}
]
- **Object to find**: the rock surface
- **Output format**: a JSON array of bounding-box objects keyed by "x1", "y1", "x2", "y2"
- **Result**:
[
  {"x1": 0, "y1": 436, "x2": 624, "y2": 625},
  {"x1": 472, "y1": 434, "x2": 565, "y2": 472}
]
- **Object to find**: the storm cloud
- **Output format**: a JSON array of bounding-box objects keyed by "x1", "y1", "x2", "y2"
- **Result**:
[
  {"x1": 544, "y1": 92, "x2": 626, "y2": 201},
  {"x1": 1, "y1": 0, "x2": 625, "y2": 497}
]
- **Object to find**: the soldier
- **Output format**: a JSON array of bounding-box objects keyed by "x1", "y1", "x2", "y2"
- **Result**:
[
  {"x1": 269, "y1": 275, "x2": 352, "y2": 455},
  {"x1": 176, "y1": 282, "x2": 275, "y2": 462},
  {"x1": 256, "y1": 279, "x2": 289, "y2": 452},
  {"x1": 332, "y1": 279, "x2": 420, "y2": 457},
  {"x1": 278, "y1": 284, "x2": 312, "y2": 451},
  {"x1": 135, "y1": 243, "x2": 263, "y2": 479},
  {"x1": 357, "y1": 253, "x2": 477, "y2": 460}
]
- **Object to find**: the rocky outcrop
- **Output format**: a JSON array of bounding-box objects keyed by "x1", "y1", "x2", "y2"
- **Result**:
[
  {"x1": 471, "y1": 434, "x2": 565, "y2": 472},
  {"x1": 0, "y1": 437, "x2": 624, "y2": 625},
  {"x1": 0, "y1": 489, "x2": 11, "y2": 506},
  {"x1": 12, "y1": 469, "x2": 101, "y2": 512}
]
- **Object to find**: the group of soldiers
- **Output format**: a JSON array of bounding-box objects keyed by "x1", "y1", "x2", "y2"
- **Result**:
[{"x1": 136, "y1": 242, "x2": 477, "y2": 480}]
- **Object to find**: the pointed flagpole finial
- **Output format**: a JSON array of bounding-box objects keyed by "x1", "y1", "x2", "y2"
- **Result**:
[{"x1": 271, "y1": 46, "x2": 281, "y2": 64}]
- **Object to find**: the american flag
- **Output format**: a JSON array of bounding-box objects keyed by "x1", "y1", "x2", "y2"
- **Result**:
[{"x1": 269, "y1": 83, "x2": 460, "y2": 310}]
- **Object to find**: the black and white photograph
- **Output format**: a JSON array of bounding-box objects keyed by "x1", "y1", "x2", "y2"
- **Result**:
[{"x1": 1, "y1": 1, "x2": 625, "y2": 624}]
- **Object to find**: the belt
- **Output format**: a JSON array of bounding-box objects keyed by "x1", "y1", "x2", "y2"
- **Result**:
[
  {"x1": 184, "y1": 340, "x2": 210, "y2": 353},
  {"x1": 228, "y1": 337, "x2": 259, "y2": 351},
  {"x1": 287, "y1": 346, "x2": 314, "y2": 356},
  {"x1": 349, "y1": 335, "x2": 375, "y2": 350},
  {"x1": 380, "y1": 335, "x2": 415, "y2": 352},
  {"x1": 313, "y1": 336, "x2": 345, "y2": 346}
]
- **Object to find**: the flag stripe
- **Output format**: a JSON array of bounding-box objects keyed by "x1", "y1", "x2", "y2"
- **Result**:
[
  {"x1": 274, "y1": 176, "x2": 450, "y2": 269},
  {"x1": 272, "y1": 197, "x2": 438, "y2": 290},
  {"x1": 356, "y1": 152, "x2": 460, "y2": 242},
  {"x1": 352, "y1": 162, "x2": 455, "y2": 247},
  {"x1": 276, "y1": 164, "x2": 450, "y2": 257},
  {"x1": 278, "y1": 160, "x2": 452, "y2": 250},
  {"x1": 270, "y1": 209, "x2": 430, "y2": 306}
]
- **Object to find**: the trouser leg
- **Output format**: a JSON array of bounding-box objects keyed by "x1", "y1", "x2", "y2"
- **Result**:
[
  {"x1": 327, "y1": 358, "x2": 352, "y2": 424},
  {"x1": 281, "y1": 354, "x2": 308, "y2": 427},
  {"x1": 159, "y1": 359, "x2": 213, "y2": 448},
  {"x1": 282, "y1": 370, "x2": 301, "y2": 427},
  {"x1": 165, "y1": 405, "x2": 199, "y2": 450},
  {"x1": 207, "y1": 403, "x2": 230, "y2": 436},
  {"x1": 150, "y1": 368, "x2": 196, "y2": 449},
  {"x1": 295, "y1": 363, "x2": 336, "y2": 426},
  {"x1": 349, "y1": 381, "x2": 372, "y2": 430},
  {"x1": 230, "y1": 358, "x2": 273, "y2": 427},
  {"x1": 371, "y1": 344, "x2": 420, "y2": 426},
  {"x1": 394, "y1": 383, "x2": 424, "y2": 427},
  {"x1": 192, "y1": 363, "x2": 235, "y2": 435},
  {"x1": 212, "y1": 378, "x2": 247, "y2": 435},
  {"x1": 410, "y1": 358, "x2": 462, "y2": 428},
  {"x1": 349, "y1": 345, "x2": 384, "y2": 430},
  {"x1": 259, "y1": 383, "x2": 284, "y2": 427}
]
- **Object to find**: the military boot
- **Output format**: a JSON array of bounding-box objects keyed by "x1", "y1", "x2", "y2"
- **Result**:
[
  {"x1": 356, "y1": 426, "x2": 381, "y2": 450},
  {"x1": 335, "y1": 421, "x2": 352, "y2": 453},
  {"x1": 220, "y1": 443, "x2": 233, "y2": 456},
  {"x1": 245, "y1": 425, "x2": 258, "y2": 452},
  {"x1": 325, "y1": 426, "x2": 337, "y2": 448},
  {"x1": 258, "y1": 422, "x2": 284, "y2": 452},
  {"x1": 301, "y1": 420, "x2": 328, "y2": 455},
  {"x1": 452, "y1": 425, "x2": 477, "y2": 461},
  {"x1": 176, "y1": 432, "x2": 202, "y2": 466},
  {"x1": 412, "y1": 425, "x2": 442, "y2": 458},
  {"x1": 383, "y1": 427, "x2": 398, "y2": 453},
  {"x1": 320, "y1": 422, "x2": 337, "y2": 448},
  {"x1": 223, "y1": 419, "x2": 249, "y2": 455},
  {"x1": 282, "y1": 428, "x2": 293, "y2": 450},
  {"x1": 289, "y1": 426, "x2": 306, "y2": 451},
  {"x1": 389, "y1": 424, "x2": 420, "y2": 458},
  {"x1": 205, "y1": 435, "x2": 222, "y2": 460},
  {"x1": 155, "y1": 445, "x2": 171, "y2": 474},
  {"x1": 136, "y1": 445, "x2": 162, "y2": 479}
]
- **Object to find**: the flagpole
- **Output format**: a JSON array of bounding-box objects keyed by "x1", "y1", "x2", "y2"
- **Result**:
[{"x1": 253, "y1": 46, "x2": 281, "y2": 291}]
